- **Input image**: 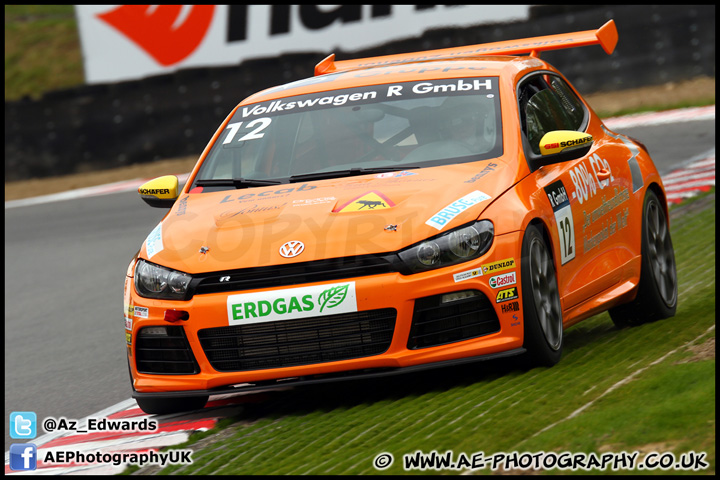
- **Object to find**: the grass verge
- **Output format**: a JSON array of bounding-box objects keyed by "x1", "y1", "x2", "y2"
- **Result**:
[
  {"x1": 129, "y1": 189, "x2": 714, "y2": 476},
  {"x1": 4, "y1": 5, "x2": 83, "y2": 100}
]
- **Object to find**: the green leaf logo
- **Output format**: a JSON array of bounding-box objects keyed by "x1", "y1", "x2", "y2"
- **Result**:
[{"x1": 318, "y1": 284, "x2": 349, "y2": 312}]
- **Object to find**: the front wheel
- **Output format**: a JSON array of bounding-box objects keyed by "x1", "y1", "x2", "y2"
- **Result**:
[
  {"x1": 135, "y1": 395, "x2": 208, "y2": 415},
  {"x1": 609, "y1": 189, "x2": 677, "y2": 327},
  {"x1": 521, "y1": 223, "x2": 564, "y2": 367}
]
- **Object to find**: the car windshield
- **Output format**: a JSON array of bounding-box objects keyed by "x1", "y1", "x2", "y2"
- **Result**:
[{"x1": 194, "y1": 77, "x2": 502, "y2": 186}]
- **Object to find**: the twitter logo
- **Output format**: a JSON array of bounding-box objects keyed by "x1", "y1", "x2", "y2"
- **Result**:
[{"x1": 10, "y1": 412, "x2": 37, "y2": 439}]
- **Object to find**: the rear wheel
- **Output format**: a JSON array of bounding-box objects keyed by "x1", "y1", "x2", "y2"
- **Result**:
[
  {"x1": 609, "y1": 189, "x2": 677, "y2": 327},
  {"x1": 521, "y1": 223, "x2": 563, "y2": 367},
  {"x1": 135, "y1": 395, "x2": 208, "y2": 415}
]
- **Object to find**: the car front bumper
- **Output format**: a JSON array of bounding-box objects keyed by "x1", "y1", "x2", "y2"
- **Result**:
[{"x1": 126, "y1": 231, "x2": 525, "y2": 394}]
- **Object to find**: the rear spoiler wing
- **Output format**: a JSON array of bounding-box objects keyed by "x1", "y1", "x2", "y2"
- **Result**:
[{"x1": 316, "y1": 20, "x2": 618, "y2": 76}]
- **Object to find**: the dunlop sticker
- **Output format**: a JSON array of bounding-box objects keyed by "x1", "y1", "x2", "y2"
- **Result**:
[
  {"x1": 227, "y1": 282, "x2": 357, "y2": 325},
  {"x1": 482, "y1": 258, "x2": 515, "y2": 275}
]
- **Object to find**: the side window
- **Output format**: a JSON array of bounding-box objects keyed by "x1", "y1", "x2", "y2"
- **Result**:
[{"x1": 519, "y1": 74, "x2": 587, "y2": 155}]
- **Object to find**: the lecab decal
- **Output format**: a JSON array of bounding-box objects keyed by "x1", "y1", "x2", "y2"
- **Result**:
[
  {"x1": 219, "y1": 183, "x2": 317, "y2": 204},
  {"x1": 333, "y1": 191, "x2": 395, "y2": 212}
]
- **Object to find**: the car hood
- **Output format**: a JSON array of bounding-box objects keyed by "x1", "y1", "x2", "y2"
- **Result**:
[{"x1": 142, "y1": 161, "x2": 513, "y2": 274}]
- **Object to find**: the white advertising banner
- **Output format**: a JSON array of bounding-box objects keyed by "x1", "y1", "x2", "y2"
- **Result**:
[{"x1": 75, "y1": 5, "x2": 530, "y2": 84}]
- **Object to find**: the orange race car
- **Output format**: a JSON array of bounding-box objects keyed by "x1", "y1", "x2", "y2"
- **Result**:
[{"x1": 124, "y1": 20, "x2": 678, "y2": 415}]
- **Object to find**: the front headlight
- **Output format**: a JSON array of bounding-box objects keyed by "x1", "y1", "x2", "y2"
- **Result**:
[
  {"x1": 134, "y1": 260, "x2": 192, "y2": 300},
  {"x1": 398, "y1": 220, "x2": 494, "y2": 273}
]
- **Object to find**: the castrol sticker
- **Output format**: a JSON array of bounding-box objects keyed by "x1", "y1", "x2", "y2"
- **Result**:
[{"x1": 489, "y1": 271, "x2": 516, "y2": 289}]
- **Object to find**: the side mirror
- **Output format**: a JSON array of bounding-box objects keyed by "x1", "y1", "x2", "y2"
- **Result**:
[
  {"x1": 539, "y1": 130, "x2": 593, "y2": 156},
  {"x1": 138, "y1": 175, "x2": 179, "y2": 208},
  {"x1": 530, "y1": 131, "x2": 593, "y2": 170}
]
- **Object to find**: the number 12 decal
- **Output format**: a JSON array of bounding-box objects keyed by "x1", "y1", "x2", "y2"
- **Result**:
[
  {"x1": 555, "y1": 207, "x2": 575, "y2": 264},
  {"x1": 223, "y1": 118, "x2": 272, "y2": 144},
  {"x1": 543, "y1": 180, "x2": 575, "y2": 265}
]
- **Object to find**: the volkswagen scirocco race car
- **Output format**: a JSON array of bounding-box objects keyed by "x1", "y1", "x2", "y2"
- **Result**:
[{"x1": 124, "y1": 20, "x2": 678, "y2": 415}]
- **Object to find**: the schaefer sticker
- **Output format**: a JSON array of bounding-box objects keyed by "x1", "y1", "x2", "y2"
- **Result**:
[
  {"x1": 426, "y1": 190, "x2": 491, "y2": 230},
  {"x1": 482, "y1": 258, "x2": 515, "y2": 275},
  {"x1": 496, "y1": 287, "x2": 519, "y2": 303},
  {"x1": 227, "y1": 282, "x2": 357, "y2": 326},
  {"x1": 544, "y1": 180, "x2": 575, "y2": 265},
  {"x1": 453, "y1": 267, "x2": 483, "y2": 283}
]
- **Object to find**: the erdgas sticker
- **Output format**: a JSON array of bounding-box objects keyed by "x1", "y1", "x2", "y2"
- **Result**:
[{"x1": 227, "y1": 282, "x2": 357, "y2": 325}]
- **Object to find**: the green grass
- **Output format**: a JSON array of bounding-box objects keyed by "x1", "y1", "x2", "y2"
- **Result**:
[
  {"x1": 4, "y1": 5, "x2": 83, "y2": 100},
  {"x1": 133, "y1": 191, "x2": 714, "y2": 476}
]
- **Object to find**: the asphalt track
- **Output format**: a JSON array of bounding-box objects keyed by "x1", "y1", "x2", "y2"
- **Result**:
[{"x1": 4, "y1": 116, "x2": 715, "y2": 453}]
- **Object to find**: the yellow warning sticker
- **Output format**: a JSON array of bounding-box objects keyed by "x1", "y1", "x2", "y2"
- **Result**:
[{"x1": 333, "y1": 191, "x2": 395, "y2": 212}]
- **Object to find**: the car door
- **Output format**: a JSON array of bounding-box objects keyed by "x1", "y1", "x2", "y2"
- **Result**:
[{"x1": 518, "y1": 72, "x2": 635, "y2": 315}]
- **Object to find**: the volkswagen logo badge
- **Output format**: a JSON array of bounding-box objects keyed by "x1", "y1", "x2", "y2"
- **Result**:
[{"x1": 279, "y1": 240, "x2": 305, "y2": 258}]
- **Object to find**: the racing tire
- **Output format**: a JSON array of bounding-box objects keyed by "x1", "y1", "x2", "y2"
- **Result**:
[
  {"x1": 521, "y1": 223, "x2": 564, "y2": 367},
  {"x1": 609, "y1": 189, "x2": 677, "y2": 327},
  {"x1": 135, "y1": 395, "x2": 208, "y2": 416}
]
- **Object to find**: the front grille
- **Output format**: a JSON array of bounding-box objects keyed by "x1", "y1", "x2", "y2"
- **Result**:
[
  {"x1": 198, "y1": 309, "x2": 396, "y2": 372},
  {"x1": 190, "y1": 254, "x2": 398, "y2": 297},
  {"x1": 408, "y1": 291, "x2": 500, "y2": 349},
  {"x1": 135, "y1": 326, "x2": 199, "y2": 374}
]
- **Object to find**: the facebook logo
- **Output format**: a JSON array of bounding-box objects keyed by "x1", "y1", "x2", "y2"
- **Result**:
[
  {"x1": 10, "y1": 411, "x2": 37, "y2": 439},
  {"x1": 9, "y1": 443, "x2": 37, "y2": 471}
]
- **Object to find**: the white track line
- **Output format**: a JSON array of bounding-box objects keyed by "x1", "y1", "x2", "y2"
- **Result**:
[
  {"x1": 5, "y1": 174, "x2": 190, "y2": 209},
  {"x1": 526, "y1": 325, "x2": 715, "y2": 442}
]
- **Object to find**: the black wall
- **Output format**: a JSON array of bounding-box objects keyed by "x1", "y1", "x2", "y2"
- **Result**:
[{"x1": 4, "y1": 5, "x2": 715, "y2": 181}]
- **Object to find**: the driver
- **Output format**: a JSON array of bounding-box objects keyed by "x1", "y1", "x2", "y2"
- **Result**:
[{"x1": 442, "y1": 99, "x2": 493, "y2": 153}]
